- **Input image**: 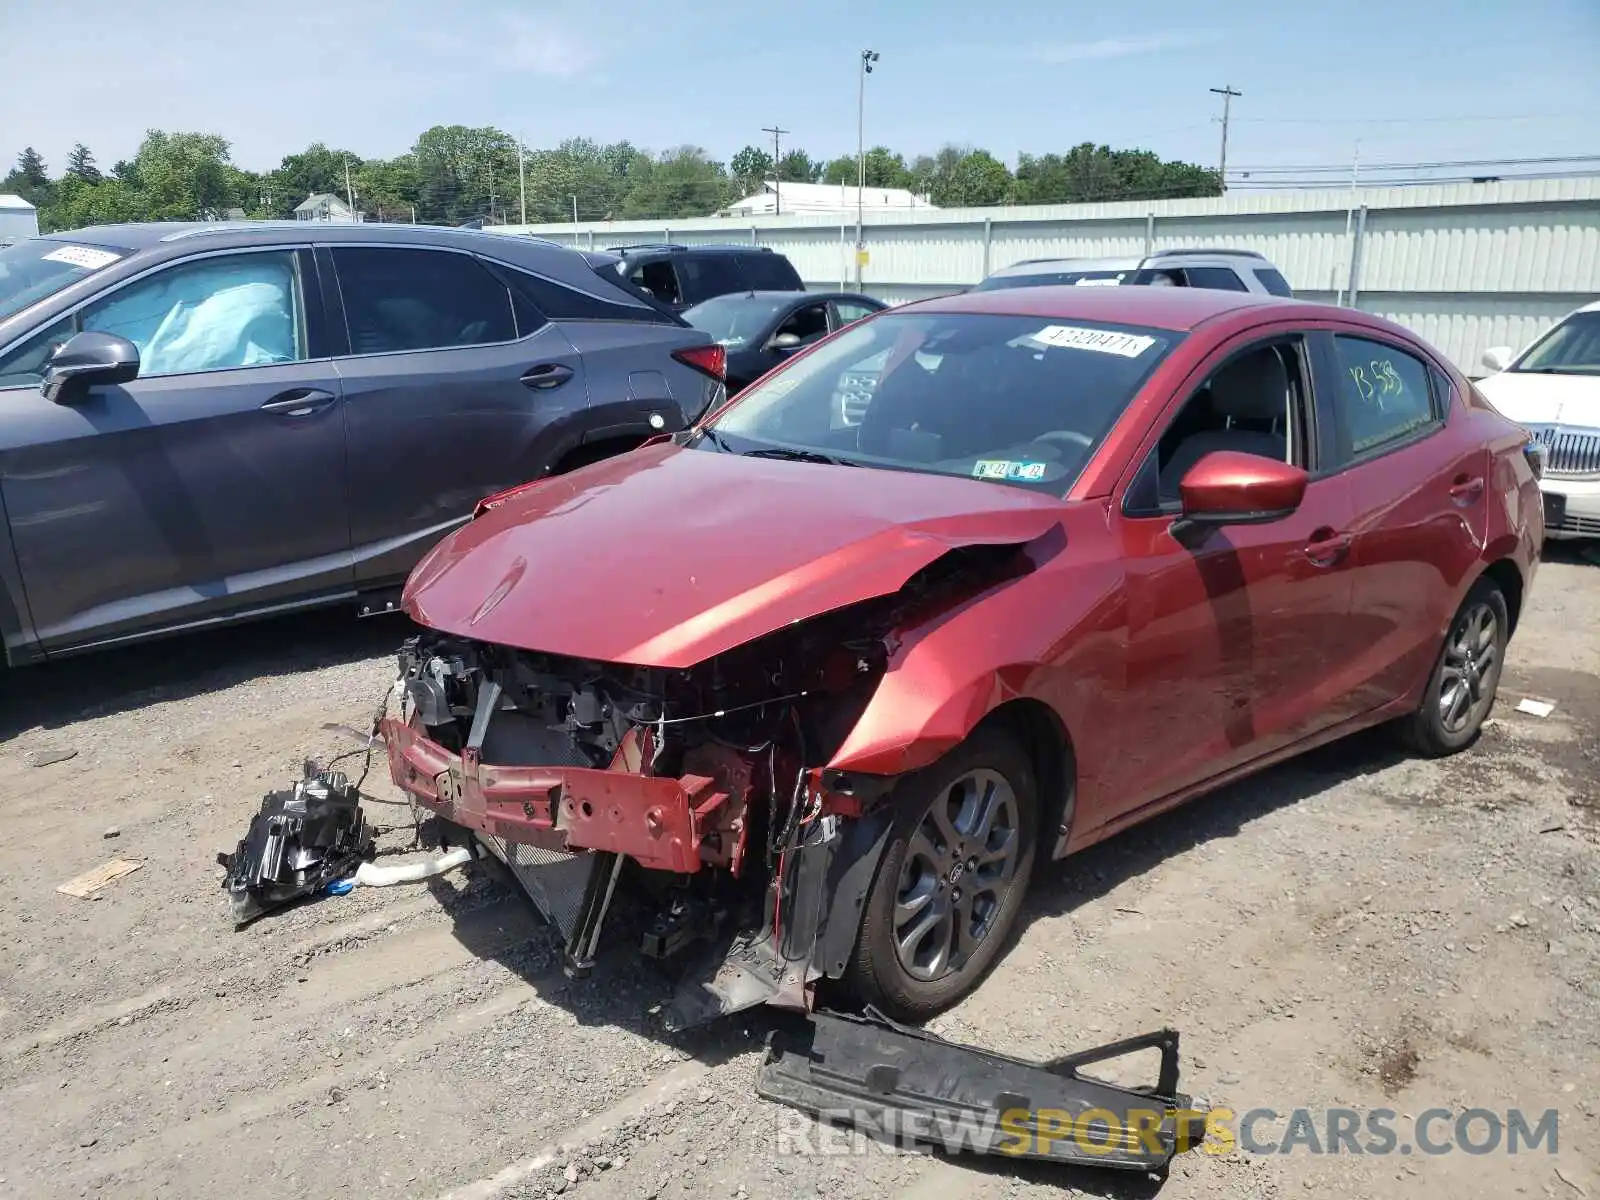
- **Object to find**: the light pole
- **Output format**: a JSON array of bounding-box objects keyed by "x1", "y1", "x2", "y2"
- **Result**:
[{"x1": 855, "y1": 48, "x2": 879, "y2": 289}]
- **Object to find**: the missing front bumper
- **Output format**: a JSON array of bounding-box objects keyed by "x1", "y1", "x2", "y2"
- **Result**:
[{"x1": 757, "y1": 1010, "x2": 1208, "y2": 1171}]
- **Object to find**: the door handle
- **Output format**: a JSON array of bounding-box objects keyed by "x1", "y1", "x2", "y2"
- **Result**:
[
  {"x1": 260, "y1": 388, "x2": 337, "y2": 416},
  {"x1": 1449, "y1": 474, "x2": 1485, "y2": 504},
  {"x1": 1303, "y1": 530, "x2": 1352, "y2": 567},
  {"x1": 520, "y1": 363, "x2": 575, "y2": 391}
]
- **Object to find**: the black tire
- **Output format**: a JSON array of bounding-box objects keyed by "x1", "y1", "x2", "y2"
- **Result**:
[
  {"x1": 843, "y1": 726, "x2": 1038, "y2": 1022},
  {"x1": 1400, "y1": 577, "x2": 1510, "y2": 757}
]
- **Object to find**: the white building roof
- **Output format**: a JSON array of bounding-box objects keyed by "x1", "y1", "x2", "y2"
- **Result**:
[
  {"x1": 0, "y1": 194, "x2": 37, "y2": 212},
  {"x1": 723, "y1": 181, "x2": 936, "y2": 217}
]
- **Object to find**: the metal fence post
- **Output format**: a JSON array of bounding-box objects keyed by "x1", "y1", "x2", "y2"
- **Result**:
[
  {"x1": 588, "y1": 229, "x2": 595, "y2": 250},
  {"x1": 664, "y1": 227, "x2": 671, "y2": 244},
  {"x1": 751, "y1": 225, "x2": 759, "y2": 245},
  {"x1": 981, "y1": 216, "x2": 993, "y2": 280},
  {"x1": 1347, "y1": 205, "x2": 1369, "y2": 308},
  {"x1": 1145, "y1": 212, "x2": 1156, "y2": 257}
]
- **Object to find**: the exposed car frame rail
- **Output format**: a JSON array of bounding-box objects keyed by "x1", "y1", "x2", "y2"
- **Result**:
[{"x1": 380, "y1": 717, "x2": 737, "y2": 874}]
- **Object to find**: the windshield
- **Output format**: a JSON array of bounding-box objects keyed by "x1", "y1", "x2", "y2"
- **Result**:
[
  {"x1": 681, "y1": 293, "x2": 793, "y2": 348},
  {"x1": 972, "y1": 269, "x2": 1130, "y2": 293},
  {"x1": 701, "y1": 310, "x2": 1178, "y2": 493},
  {"x1": 0, "y1": 238, "x2": 127, "y2": 322},
  {"x1": 1513, "y1": 311, "x2": 1600, "y2": 375}
]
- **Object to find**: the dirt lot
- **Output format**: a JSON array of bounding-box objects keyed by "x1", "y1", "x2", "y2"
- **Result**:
[{"x1": 2, "y1": 551, "x2": 1597, "y2": 1200}]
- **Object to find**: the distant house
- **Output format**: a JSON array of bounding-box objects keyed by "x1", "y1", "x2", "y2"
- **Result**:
[
  {"x1": 721, "y1": 181, "x2": 936, "y2": 218},
  {"x1": 294, "y1": 193, "x2": 362, "y2": 223},
  {"x1": 0, "y1": 194, "x2": 39, "y2": 242}
]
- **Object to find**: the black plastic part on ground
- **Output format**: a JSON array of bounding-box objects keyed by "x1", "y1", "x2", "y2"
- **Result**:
[
  {"x1": 217, "y1": 766, "x2": 375, "y2": 926},
  {"x1": 756, "y1": 1008, "x2": 1206, "y2": 1172}
]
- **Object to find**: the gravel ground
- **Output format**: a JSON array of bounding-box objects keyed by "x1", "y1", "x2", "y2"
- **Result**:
[{"x1": 1, "y1": 550, "x2": 1596, "y2": 1200}]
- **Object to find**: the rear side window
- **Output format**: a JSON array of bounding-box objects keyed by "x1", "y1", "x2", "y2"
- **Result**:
[
  {"x1": 1331, "y1": 335, "x2": 1439, "y2": 458},
  {"x1": 1182, "y1": 266, "x2": 1250, "y2": 292},
  {"x1": 502, "y1": 266, "x2": 668, "y2": 326},
  {"x1": 334, "y1": 248, "x2": 515, "y2": 354},
  {"x1": 739, "y1": 252, "x2": 803, "y2": 290},
  {"x1": 677, "y1": 254, "x2": 744, "y2": 302},
  {"x1": 630, "y1": 260, "x2": 682, "y2": 306},
  {"x1": 1253, "y1": 267, "x2": 1294, "y2": 297}
]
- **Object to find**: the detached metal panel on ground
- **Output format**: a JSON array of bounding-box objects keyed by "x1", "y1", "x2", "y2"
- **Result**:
[{"x1": 491, "y1": 177, "x2": 1600, "y2": 372}]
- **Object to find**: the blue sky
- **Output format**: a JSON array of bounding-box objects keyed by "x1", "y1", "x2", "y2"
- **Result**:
[{"x1": 5, "y1": 0, "x2": 1597, "y2": 179}]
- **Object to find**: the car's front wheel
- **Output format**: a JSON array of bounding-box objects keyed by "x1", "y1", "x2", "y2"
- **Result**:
[
  {"x1": 843, "y1": 726, "x2": 1037, "y2": 1022},
  {"x1": 1401, "y1": 577, "x2": 1510, "y2": 756}
]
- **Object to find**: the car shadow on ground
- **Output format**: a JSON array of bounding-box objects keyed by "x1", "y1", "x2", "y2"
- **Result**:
[
  {"x1": 0, "y1": 607, "x2": 412, "y2": 742},
  {"x1": 1021, "y1": 724, "x2": 1408, "y2": 927}
]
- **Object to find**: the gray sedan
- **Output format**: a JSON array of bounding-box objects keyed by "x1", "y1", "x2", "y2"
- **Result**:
[{"x1": 0, "y1": 222, "x2": 725, "y2": 665}]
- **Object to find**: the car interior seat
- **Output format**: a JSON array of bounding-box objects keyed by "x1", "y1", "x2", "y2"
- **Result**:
[{"x1": 1158, "y1": 347, "x2": 1289, "y2": 501}]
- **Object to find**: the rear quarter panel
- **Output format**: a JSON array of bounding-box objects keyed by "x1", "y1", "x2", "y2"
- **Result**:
[{"x1": 555, "y1": 320, "x2": 724, "y2": 437}]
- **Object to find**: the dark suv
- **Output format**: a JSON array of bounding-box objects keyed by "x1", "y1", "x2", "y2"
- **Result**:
[
  {"x1": 0, "y1": 223, "x2": 726, "y2": 665},
  {"x1": 606, "y1": 244, "x2": 805, "y2": 313}
]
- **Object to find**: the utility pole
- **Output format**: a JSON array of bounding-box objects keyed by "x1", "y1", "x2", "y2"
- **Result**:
[
  {"x1": 518, "y1": 135, "x2": 527, "y2": 225},
  {"x1": 761, "y1": 124, "x2": 790, "y2": 216},
  {"x1": 1338, "y1": 139, "x2": 1362, "y2": 306},
  {"x1": 571, "y1": 193, "x2": 578, "y2": 223},
  {"x1": 1209, "y1": 85, "x2": 1242, "y2": 191},
  {"x1": 343, "y1": 155, "x2": 356, "y2": 221},
  {"x1": 855, "y1": 49, "x2": 879, "y2": 289}
]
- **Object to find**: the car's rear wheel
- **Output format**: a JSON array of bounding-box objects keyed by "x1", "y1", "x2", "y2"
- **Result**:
[
  {"x1": 843, "y1": 726, "x2": 1037, "y2": 1022},
  {"x1": 1400, "y1": 577, "x2": 1509, "y2": 757}
]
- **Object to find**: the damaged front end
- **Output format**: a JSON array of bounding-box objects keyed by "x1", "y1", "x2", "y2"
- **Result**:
[{"x1": 380, "y1": 544, "x2": 1030, "y2": 1030}]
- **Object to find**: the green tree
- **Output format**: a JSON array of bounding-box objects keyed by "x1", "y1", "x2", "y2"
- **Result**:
[
  {"x1": 65, "y1": 143, "x2": 102, "y2": 185},
  {"x1": 411, "y1": 124, "x2": 517, "y2": 223},
  {"x1": 930, "y1": 149, "x2": 1012, "y2": 207},
  {"x1": 15, "y1": 147, "x2": 48, "y2": 188},
  {"x1": 1014, "y1": 144, "x2": 1220, "y2": 205},
  {"x1": 777, "y1": 149, "x2": 820, "y2": 183},
  {"x1": 2, "y1": 146, "x2": 54, "y2": 210},
  {"x1": 128, "y1": 130, "x2": 241, "y2": 219},
  {"x1": 821, "y1": 146, "x2": 910, "y2": 189},
  {"x1": 270, "y1": 143, "x2": 363, "y2": 217},
  {"x1": 44, "y1": 176, "x2": 141, "y2": 231},
  {"x1": 622, "y1": 146, "x2": 733, "y2": 219},
  {"x1": 729, "y1": 145, "x2": 774, "y2": 196}
]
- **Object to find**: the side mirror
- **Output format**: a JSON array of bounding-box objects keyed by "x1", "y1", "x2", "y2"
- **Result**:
[
  {"x1": 1481, "y1": 345, "x2": 1513, "y2": 374},
  {"x1": 1176, "y1": 451, "x2": 1308, "y2": 529},
  {"x1": 40, "y1": 332, "x2": 140, "y2": 404},
  {"x1": 771, "y1": 331, "x2": 803, "y2": 351}
]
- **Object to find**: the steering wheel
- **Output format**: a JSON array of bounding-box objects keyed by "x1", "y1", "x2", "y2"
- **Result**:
[{"x1": 1031, "y1": 430, "x2": 1094, "y2": 452}]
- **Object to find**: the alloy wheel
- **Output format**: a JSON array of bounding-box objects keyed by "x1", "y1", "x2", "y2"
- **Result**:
[
  {"x1": 1438, "y1": 600, "x2": 1500, "y2": 735},
  {"x1": 893, "y1": 768, "x2": 1023, "y2": 982}
]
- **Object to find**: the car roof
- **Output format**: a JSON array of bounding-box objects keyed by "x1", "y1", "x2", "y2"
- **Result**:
[
  {"x1": 901, "y1": 283, "x2": 1303, "y2": 331},
  {"x1": 987, "y1": 256, "x2": 1142, "y2": 277},
  {"x1": 38, "y1": 221, "x2": 570, "y2": 255}
]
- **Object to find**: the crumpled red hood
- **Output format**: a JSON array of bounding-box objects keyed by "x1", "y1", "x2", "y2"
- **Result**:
[{"x1": 402, "y1": 442, "x2": 1065, "y2": 668}]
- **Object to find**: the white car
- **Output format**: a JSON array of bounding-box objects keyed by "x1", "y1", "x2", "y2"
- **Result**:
[{"x1": 1477, "y1": 300, "x2": 1600, "y2": 540}]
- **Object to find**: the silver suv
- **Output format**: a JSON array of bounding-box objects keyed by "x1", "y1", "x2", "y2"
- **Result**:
[{"x1": 974, "y1": 248, "x2": 1293, "y2": 296}]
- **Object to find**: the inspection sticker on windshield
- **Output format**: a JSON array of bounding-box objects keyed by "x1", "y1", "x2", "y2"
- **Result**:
[
  {"x1": 41, "y1": 245, "x2": 122, "y2": 271},
  {"x1": 974, "y1": 459, "x2": 1048, "y2": 482},
  {"x1": 1031, "y1": 325, "x2": 1155, "y2": 357}
]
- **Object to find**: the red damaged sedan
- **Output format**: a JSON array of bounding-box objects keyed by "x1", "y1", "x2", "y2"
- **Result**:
[{"x1": 381, "y1": 286, "x2": 1543, "y2": 1028}]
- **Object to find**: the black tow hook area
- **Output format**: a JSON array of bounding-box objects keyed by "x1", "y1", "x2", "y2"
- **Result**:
[{"x1": 756, "y1": 1008, "x2": 1208, "y2": 1172}]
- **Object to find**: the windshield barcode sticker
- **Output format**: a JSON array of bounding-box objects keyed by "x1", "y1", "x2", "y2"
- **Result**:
[
  {"x1": 41, "y1": 245, "x2": 122, "y2": 270},
  {"x1": 1031, "y1": 325, "x2": 1155, "y2": 357}
]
